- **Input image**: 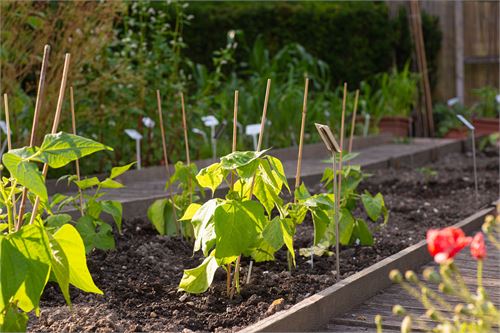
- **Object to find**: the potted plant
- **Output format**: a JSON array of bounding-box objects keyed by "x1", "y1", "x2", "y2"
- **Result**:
[
  {"x1": 433, "y1": 102, "x2": 471, "y2": 138},
  {"x1": 471, "y1": 86, "x2": 499, "y2": 135},
  {"x1": 372, "y1": 63, "x2": 419, "y2": 137}
]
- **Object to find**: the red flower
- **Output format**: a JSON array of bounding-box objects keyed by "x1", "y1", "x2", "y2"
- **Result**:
[
  {"x1": 470, "y1": 232, "x2": 487, "y2": 260},
  {"x1": 427, "y1": 227, "x2": 472, "y2": 264}
]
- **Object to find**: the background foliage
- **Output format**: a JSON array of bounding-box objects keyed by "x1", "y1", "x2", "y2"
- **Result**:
[{"x1": 0, "y1": 1, "x2": 442, "y2": 176}]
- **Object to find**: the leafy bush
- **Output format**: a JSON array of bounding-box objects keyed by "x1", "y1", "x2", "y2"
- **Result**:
[
  {"x1": 471, "y1": 86, "x2": 499, "y2": 118},
  {"x1": 0, "y1": 132, "x2": 119, "y2": 331}
]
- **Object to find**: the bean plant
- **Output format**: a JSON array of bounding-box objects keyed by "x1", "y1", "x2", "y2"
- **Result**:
[
  {"x1": 178, "y1": 149, "x2": 293, "y2": 295},
  {"x1": 50, "y1": 162, "x2": 135, "y2": 252},
  {"x1": 0, "y1": 132, "x2": 115, "y2": 331},
  {"x1": 304, "y1": 155, "x2": 388, "y2": 256},
  {"x1": 148, "y1": 161, "x2": 203, "y2": 239}
]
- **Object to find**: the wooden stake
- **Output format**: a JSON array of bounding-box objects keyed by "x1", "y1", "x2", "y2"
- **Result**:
[
  {"x1": 228, "y1": 90, "x2": 238, "y2": 297},
  {"x1": 230, "y1": 90, "x2": 239, "y2": 190},
  {"x1": 16, "y1": 45, "x2": 51, "y2": 230},
  {"x1": 29, "y1": 53, "x2": 71, "y2": 226},
  {"x1": 3, "y1": 93, "x2": 16, "y2": 226},
  {"x1": 156, "y1": 90, "x2": 179, "y2": 235},
  {"x1": 180, "y1": 92, "x2": 190, "y2": 165},
  {"x1": 348, "y1": 90, "x2": 359, "y2": 154},
  {"x1": 294, "y1": 78, "x2": 309, "y2": 200},
  {"x1": 179, "y1": 91, "x2": 192, "y2": 204},
  {"x1": 69, "y1": 87, "x2": 84, "y2": 216},
  {"x1": 248, "y1": 78, "x2": 271, "y2": 199},
  {"x1": 335, "y1": 82, "x2": 347, "y2": 281},
  {"x1": 232, "y1": 79, "x2": 271, "y2": 299}
]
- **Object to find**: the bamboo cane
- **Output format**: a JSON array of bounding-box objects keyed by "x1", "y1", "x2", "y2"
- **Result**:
[
  {"x1": 335, "y1": 82, "x2": 347, "y2": 281},
  {"x1": 232, "y1": 79, "x2": 271, "y2": 299},
  {"x1": 248, "y1": 78, "x2": 271, "y2": 199},
  {"x1": 294, "y1": 78, "x2": 309, "y2": 201},
  {"x1": 348, "y1": 89, "x2": 359, "y2": 154},
  {"x1": 3, "y1": 93, "x2": 16, "y2": 223},
  {"x1": 227, "y1": 90, "x2": 239, "y2": 297},
  {"x1": 16, "y1": 45, "x2": 51, "y2": 230},
  {"x1": 179, "y1": 92, "x2": 192, "y2": 205},
  {"x1": 70, "y1": 87, "x2": 84, "y2": 216},
  {"x1": 156, "y1": 90, "x2": 179, "y2": 235},
  {"x1": 29, "y1": 53, "x2": 71, "y2": 226}
]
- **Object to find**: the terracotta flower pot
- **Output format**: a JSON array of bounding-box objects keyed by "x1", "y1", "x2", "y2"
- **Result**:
[
  {"x1": 444, "y1": 127, "x2": 468, "y2": 139},
  {"x1": 472, "y1": 117, "x2": 499, "y2": 135},
  {"x1": 378, "y1": 116, "x2": 410, "y2": 137}
]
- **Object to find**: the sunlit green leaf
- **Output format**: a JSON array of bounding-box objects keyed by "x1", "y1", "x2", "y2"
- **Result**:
[
  {"x1": 178, "y1": 255, "x2": 219, "y2": 294},
  {"x1": 2, "y1": 153, "x2": 47, "y2": 201},
  {"x1": 37, "y1": 132, "x2": 111, "y2": 168},
  {"x1": 196, "y1": 163, "x2": 224, "y2": 195},
  {"x1": 101, "y1": 200, "x2": 123, "y2": 233},
  {"x1": 110, "y1": 162, "x2": 136, "y2": 179}
]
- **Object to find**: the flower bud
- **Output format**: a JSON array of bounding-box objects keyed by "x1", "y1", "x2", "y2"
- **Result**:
[
  {"x1": 401, "y1": 316, "x2": 412, "y2": 333},
  {"x1": 426, "y1": 309, "x2": 439, "y2": 320},
  {"x1": 439, "y1": 282, "x2": 453, "y2": 294},
  {"x1": 454, "y1": 304, "x2": 471, "y2": 316},
  {"x1": 405, "y1": 270, "x2": 418, "y2": 283},
  {"x1": 374, "y1": 314, "x2": 382, "y2": 327},
  {"x1": 390, "y1": 269, "x2": 403, "y2": 283},
  {"x1": 392, "y1": 305, "x2": 406, "y2": 316},
  {"x1": 423, "y1": 267, "x2": 441, "y2": 283}
]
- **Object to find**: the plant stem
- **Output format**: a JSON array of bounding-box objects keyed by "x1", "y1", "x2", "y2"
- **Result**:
[{"x1": 477, "y1": 259, "x2": 483, "y2": 290}]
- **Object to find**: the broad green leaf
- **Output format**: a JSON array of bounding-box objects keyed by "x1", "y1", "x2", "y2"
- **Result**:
[
  {"x1": 311, "y1": 208, "x2": 329, "y2": 245},
  {"x1": 0, "y1": 224, "x2": 8, "y2": 233},
  {"x1": 74, "y1": 177, "x2": 100, "y2": 190},
  {"x1": 196, "y1": 163, "x2": 224, "y2": 195},
  {"x1": 304, "y1": 193, "x2": 334, "y2": 209},
  {"x1": 253, "y1": 174, "x2": 283, "y2": 216},
  {"x1": 48, "y1": 233, "x2": 71, "y2": 306},
  {"x1": 100, "y1": 178, "x2": 124, "y2": 189},
  {"x1": 6, "y1": 224, "x2": 52, "y2": 313},
  {"x1": 260, "y1": 216, "x2": 284, "y2": 251},
  {"x1": 361, "y1": 191, "x2": 385, "y2": 222},
  {"x1": 352, "y1": 219, "x2": 374, "y2": 246},
  {"x1": 45, "y1": 214, "x2": 72, "y2": 230},
  {"x1": 0, "y1": 238, "x2": 26, "y2": 312},
  {"x1": 86, "y1": 199, "x2": 103, "y2": 220},
  {"x1": 192, "y1": 199, "x2": 219, "y2": 256},
  {"x1": 180, "y1": 203, "x2": 202, "y2": 221},
  {"x1": 37, "y1": 132, "x2": 111, "y2": 168},
  {"x1": 286, "y1": 202, "x2": 308, "y2": 225},
  {"x1": 75, "y1": 216, "x2": 115, "y2": 253},
  {"x1": 101, "y1": 200, "x2": 123, "y2": 233},
  {"x1": 147, "y1": 199, "x2": 177, "y2": 236},
  {"x1": 110, "y1": 162, "x2": 136, "y2": 179},
  {"x1": 219, "y1": 149, "x2": 269, "y2": 170},
  {"x1": 178, "y1": 255, "x2": 219, "y2": 294},
  {"x1": 53, "y1": 224, "x2": 102, "y2": 294},
  {"x1": 294, "y1": 183, "x2": 311, "y2": 200},
  {"x1": 0, "y1": 302, "x2": 28, "y2": 332},
  {"x1": 213, "y1": 200, "x2": 266, "y2": 258},
  {"x1": 266, "y1": 156, "x2": 290, "y2": 192},
  {"x1": 280, "y1": 218, "x2": 295, "y2": 265},
  {"x1": 339, "y1": 208, "x2": 355, "y2": 245},
  {"x1": 2, "y1": 153, "x2": 47, "y2": 201}
]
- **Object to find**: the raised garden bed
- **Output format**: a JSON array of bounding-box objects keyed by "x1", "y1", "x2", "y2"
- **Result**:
[{"x1": 29, "y1": 151, "x2": 498, "y2": 332}]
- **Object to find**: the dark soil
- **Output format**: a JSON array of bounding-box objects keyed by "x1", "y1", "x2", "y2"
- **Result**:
[{"x1": 29, "y1": 152, "x2": 499, "y2": 333}]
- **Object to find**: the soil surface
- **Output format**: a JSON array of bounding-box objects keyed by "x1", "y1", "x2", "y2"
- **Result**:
[{"x1": 29, "y1": 151, "x2": 499, "y2": 332}]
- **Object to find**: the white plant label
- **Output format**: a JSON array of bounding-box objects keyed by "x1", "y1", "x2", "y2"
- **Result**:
[{"x1": 456, "y1": 114, "x2": 475, "y2": 131}]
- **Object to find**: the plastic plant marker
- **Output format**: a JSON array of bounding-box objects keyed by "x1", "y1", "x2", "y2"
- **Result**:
[
  {"x1": 245, "y1": 124, "x2": 261, "y2": 150},
  {"x1": 192, "y1": 128, "x2": 208, "y2": 143},
  {"x1": 202, "y1": 115, "x2": 219, "y2": 159},
  {"x1": 17, "y1": 44, "x2": 51, "y2": 230},
  {"x1": 456, "y1": 114, "x2": 478, "y2": 200},
  {"x1": 363, "y1": 113, "x2": 370, "y2": 138},
  {"x1": 124, "y1": 129, "x2": 142, "y2": 170},
  {"x1": 447, "y1": 97, "x2": 459, "y2": 107},
  {"x1": 314, "y1": 123, "x2": 342, "y2": 281},
  {"x1": 29, "y1": 53, "x2": 71, "y2": 226},
  {"x1": 142, "y1": 117, "x2": 155, "y2": 128}
]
